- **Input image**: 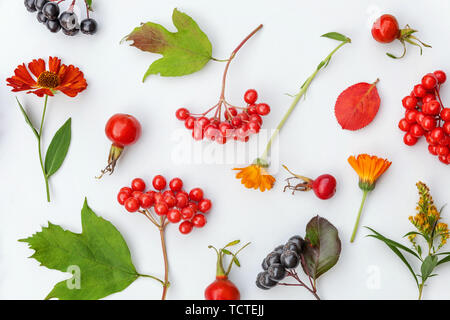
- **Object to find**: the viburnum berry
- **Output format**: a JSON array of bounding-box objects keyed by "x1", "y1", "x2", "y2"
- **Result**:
[
  {"x1": 428, "y1": 145, "x2": 438, "y2": 155},
  {"x1": 117, "y1": 191, "x2": 130, "y2": 205},
  {"x1": 402, "y1": 96, "x2": 417, "y2": 109},
  {"x1": 422, "y1": 73, "x2": 438, "y2": 90},
  {"x1": 154, "y1": 202, "x2": 169, "y2": 216},
  {"x1": 434, "y1": 70, "x2": 447, "y2": 84},
  {"x1": 443, "y1": 122, "x2": 450, "y2": 135},
  {"x1": 163, "y1": 194, "x2": 177, "y2": 208},
  {"x1": 421, "y1": 116, "x2": 436, "y2": 131},
  {"x1": 192, "y1": 214, "x2": 206, "y2": 228},
  {"x1": 176, "y1": 108, "x2": 190, "y2": 120},
  {"x1": 139, "y1": 193, "x2": 154, "y2": 208},
  {"x1": 153, "y1": 175, "x2": 167, "y2": 190},
  {"x1": 179, "y1": 221, "x2": 193, "y2": 234},
  {"x1": 441, "y1": 108, "x2": 450, "y2": 122},
  {"x1": 413, "y1": 84, "x2": 427, "y2": 98},
  {"x1": 131, "y1": 178, "x2": 146, "y2": 192},
  {"x1": 403, "y1": 132, "x2": 418, "y2": 146},
  {"x1": 176, "y1": 193, "x2": 189, "y2": 208},
  {"x1": 398, "y1": 118, "x2": 411, "y2": 132},
  {"x1": 431, "y1": 127, "x2": 445, "y2": 142},
  {"x1": 405, "y1": 109, "x2": 418, "y2": 123},
  {"x1": 167, "y1": 209, "x2": 182, "y2": 223},
  {"x1": 198, "y1": 199, "x2": 212, "y2": 213},
  {"x1": 410, "y1": 124, "x2": 424, "y2": 138},
  {"x1": 244, "y1": 89, "x2": 258, "y2": 104},
  {"x1": 189, "y1": 188, "x2": 204, "y2": 202},
  {"x1": 181, "y1": 207, "x2": 195, "y2": 220},
  {"x1": 124, "y1": 197, "x2": 140, "y2": 212},
  {"x1": 120, "y1": 187, "x2": 133, "y2": 196}
]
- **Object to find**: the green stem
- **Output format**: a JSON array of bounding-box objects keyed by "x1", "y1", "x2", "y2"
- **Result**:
[
  {"x1": 259, "y1": 39, "x2": 349, "y2": 163},
  {"x1": 138, "y1": 273, "x2": 166, "y2": 286},
  {"x1": 418, "y1": 283, "x2": 424, "y2": 300},
  {"x1": 38, "y1": 95, "x2": 50, "y2": 202},
  {"x1": 350, "y1": 190, "x2": 369, "y2": 243}
]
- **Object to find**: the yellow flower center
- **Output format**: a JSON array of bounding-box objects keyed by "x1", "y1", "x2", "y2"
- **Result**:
[{"x1": 37, "y1": 71, "x2": 60, "y2": 89}]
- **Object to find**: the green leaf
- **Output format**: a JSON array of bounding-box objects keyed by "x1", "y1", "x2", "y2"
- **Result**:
[
  {"x1": 225, "y1": 240, "x2": 240, "y2": 248},
  {"x1": 302, "y1": 215, "x2": 341, "y2": 280},
  {"x1": 366, "y1": 227, "x2": 421, "y2": 260},
  {"x1": 321, "y1": 32, "x2": 349, "y2": 42},
  {"x1": 19, "y1": 199, "x2": 139, "y2": 300},
  {"x1": 44, "y1": 118, "x2": 71, "y2": 177},
  {"x1": 86, "y1": 0, "x2": 93, "y2": 10},
  {"x1": 16, "y1": 97, "x2": 39, "y2": 139},
  {"x1": 123, "y1": 8, "x2": 212, "y2": 81},
  {"x1": 421, "y1": 255, "x2": 438, "y2": 282},
  {"x1": 233, "y1": 257, "x2": 241, "y2": 267},
  {"x1": 437, "y1": 254, "x2": 450, "y2": 266},
  {"x1": 221, "y1": 249, "x2": 232, "y2": 255}
]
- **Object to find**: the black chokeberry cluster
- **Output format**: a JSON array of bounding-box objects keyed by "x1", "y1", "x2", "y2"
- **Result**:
[
  {"x1": 256, "y1": 235, "x2": 305, "y2": 290},
  {"x1": 24, "y1": 0, "x2": 97, "y2": 36}
]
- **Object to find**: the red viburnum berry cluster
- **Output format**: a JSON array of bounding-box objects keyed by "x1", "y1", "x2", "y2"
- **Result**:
[
  {"x1": 117, "y1": 176, "x2": 212, "y2": 234},
  {"x1": 175, "y1": 89, "x2": 270, "y2": 144},
  {"x1": 398, "y1": 70, "x2": 450, "y2": 165}
]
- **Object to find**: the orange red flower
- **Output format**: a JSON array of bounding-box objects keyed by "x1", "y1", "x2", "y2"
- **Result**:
[
  {"x1": 348, "y1": 154, "x2": 391, "y2": 191},
  {"x1": 6, "y1": 57, "x2": 87, "y2": 97},
  {"x1": 233, "y1": 164, "x2": 275, "y2": 192}
]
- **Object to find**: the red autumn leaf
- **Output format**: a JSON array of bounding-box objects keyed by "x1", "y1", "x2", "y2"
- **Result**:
[{"x1": 335, "y1": 79, "x2": 381, "y2": 131}]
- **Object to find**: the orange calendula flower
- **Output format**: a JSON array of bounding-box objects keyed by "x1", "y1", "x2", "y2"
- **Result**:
[
  {"x1": 348, "y1": 154, "x2": 391, "y2": 191},
  {"x1": 233, "y1": 161, "x2": 275, "y2": 192},
  {"x1": 6, "y1": 56, "x2": 87, "y2": 97},
  {"x1": 348, "y1": 154, "x2": 391, "y2": 242}
]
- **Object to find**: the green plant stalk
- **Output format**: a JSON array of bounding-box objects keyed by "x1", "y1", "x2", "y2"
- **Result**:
[
  {"x1": 38, "y1": 95, "x2": 50, "y2": 202},
  {"x1": 351, "y1": 190, "x2": 368, "y2": 243},
  {"x1": 259, "y1": 38, "x2": 350, "y2": 163}
]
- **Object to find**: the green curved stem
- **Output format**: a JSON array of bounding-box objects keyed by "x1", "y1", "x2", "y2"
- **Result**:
[
  {"x1": 38, "y1": 95, "x2": 50, "y2": 202},
  {"x1": 138, "y1": 273, "x2": 166, "y2": 286},
  {"x1": 259, "y1": 39, "x2": 350, "y2": 162},
  {"x1": 350, "y1": 190, "x2": 368, "y2": 243}
]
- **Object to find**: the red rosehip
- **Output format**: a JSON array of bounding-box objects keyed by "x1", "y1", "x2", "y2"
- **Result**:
[{"x1": 371, "y1": 14, "x2": 399, "y2": 43}]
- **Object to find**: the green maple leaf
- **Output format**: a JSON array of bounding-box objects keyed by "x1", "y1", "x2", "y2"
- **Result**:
[
  {"x1": 19, "y1": 199, "x2": 141, "y2": 300},
  {"x1": 123, "y1": 8, "x2": 213, "y2": 82}
]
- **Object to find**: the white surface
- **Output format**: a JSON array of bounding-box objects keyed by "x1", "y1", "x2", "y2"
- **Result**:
[{"x1": 0, "y1": 0, "x2": 450, "y2": 300}]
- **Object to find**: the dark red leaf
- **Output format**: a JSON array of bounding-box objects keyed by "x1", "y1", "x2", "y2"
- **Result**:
[{"x1": 335, "y1": 80, "x2": 381, "y2": 130}]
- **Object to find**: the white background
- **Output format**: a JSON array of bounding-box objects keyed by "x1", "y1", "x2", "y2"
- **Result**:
[{"x1": 0, "y1": 0, "x2": 449, "y2": 300}]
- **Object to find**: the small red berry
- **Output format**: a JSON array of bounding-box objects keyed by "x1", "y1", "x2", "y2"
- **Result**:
[
  {"x1": 398, "y1": 118, "x2": 411, "y2": 132},
  {"x1": 434, "y1": 70, "x2": 447, "y2": 84},
  {"x1": 139, "y1": 193, "x2": 154, "y2": 208},
  {"x1": 184, "y1": 116, "x2": 196, "y2": 129},
  {"x1": 132, "y1": 191, "x2": 143, "y2": 199},
  {"x1": 189, "y1": 188, "x2": 204, "y2": 202},
  {"x1": 124, "y1": 197, "x2": 140, "y2": 212},
  {"x1": 410, "y1": 124, "x2": 425, "y2": 138},
  {"x1": 423, "y1": 100, "x2": 441, "y2": 115},
  {"x1": 179, "y1": 221, "x2": 193, "y2": 234},
  {"x1": 181, "y1": 207, "x2": 195, "y2": 220},
  {"x1": 421, "y1": 116, "x2": 436, "y2": 131},
  {"x1": 231, "y1": 117, "x2": 242, "y2": 128},
  {"x1": 413, "y1": 84, "x2": 427, "y2": 98},
  {"x1": 169, "y1": 178, "x2": 183, "y2": 192},
  {"x1": 256, "y1": 103, "x2": 270, "y2": 116},
  {"x1": 219, "y1": 122, "x2": 233, "y2": 137},
  {"x1": 404, "y1": 132, "x2": 418, "y2": 146},
  {"x1": 428, "y1": 144, "x2": 438, "y2": 155},
  {"x1": 441, "y1": 108, "x2": 450, "y2": 122},
  {"x1": 198, "y1": 199, "x2": 212, "y2": 213},
  {"x1": 131, "y1": 178, "x2": 146, "y2": 192},
  {"x1": 247, "y1": 121, "x2": 261, "y2": 134},
  {"x1": 176, "y1": 193, "x2": 189, "y2": 208},
  {"x1": 117, "y1": 191, "x2": 130, "y2": 205},
  {"x1": 176, "y1": 108, "x2": 190, "y2": 121},
  {"x1": 188, "y1": 202, "x2": 198, "y2": 213},
  {"x1": 402, "y1": 96, "x2": 417, "y2": 109},
  {"x1": 405, "y1": 109, "x2": 418, "y2": 123},
  {"x1": 443, "y1": 122, "x2": 450, "y2": 135},
  {"x1": 163, "y1": 194, "x2": 177, "y2": 208},
  {"x1": 421, "y1": 73, "x2": 438, "y2": 90},
  {"x1": 192, "y1": 214, "x2": 206, "y2": 228},
  {"x1": 415, "y1": 112, "x2": 425, "y2": 125},
  {"x1": 249, "y1": 114, "x2": 262, "y2": 125},
  {"x1": 167, "y1": 208, "x2": 182, "y2": 223},
  {"x1": 422, "y1": 93, "x2": 436, "y2": 104},
  {"x1": 371, "y1": 14, "x2": 399, "y2": 43},
  {"x1": 119, "y1": 187, "x2": 133, "y2": 196},
  {"x1": 238, "y1": 112, "x2": 249, "y2": 121},
  {"x1": 152, "y1": 175, "x2": 167, "y2": 190},
  {"x1": 244, "y1": 89, "x2": 258, "y2": 105},
  {"x1": 154, "y1": 202, "x2": 169, "y2": 216},
  {"x1": 247, "y1": 104, "x2": 258, "y2": 115},
  {"x1": 437, "y1": 145, "x2": 450, "y2": 156},
  {"x1": 431, "y1": 128, "x2": 445, "y2": 142},
  {"x1": 153, "y1": 192, "x2": 163, "y2": 204}
]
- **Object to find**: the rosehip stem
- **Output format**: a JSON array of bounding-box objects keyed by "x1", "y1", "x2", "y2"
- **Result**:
[{"x1": 259, "y1": 37, "x2": 350, "y2": 164}]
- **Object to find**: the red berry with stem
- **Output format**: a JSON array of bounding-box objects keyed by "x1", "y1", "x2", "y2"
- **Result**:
[
  {"x1": 153, "y1": 175, "x2": 167, "y2": 190},
  {"x1": 185, "y1": 116, "x2": 195, "y2": 129},
  {"x1": 371, "y1": 14, "x2": 399, "y2": 43},
  {"x1": 311, "y1": 174, "x2": 337, "y2": 200},
  {"x1": 189, "y1": 188, "x2": 204, "y2": 202},
  {"x1": 169, "y1": 178, "x2": 183, "y2": 192},
  {"x1": 124, "y1": 197, "x2": 140, "y2": 212},
  {"x1": 139, "y1": 193, "x2": 154, "y2": 208},
  {"x1": 244, "y1": 89, "x2": 258, "y2": 104},
  {"x1": 99, "y1": 114, "x2": 141, "y2": 178},
  {"x1": 176, "y1": 108, "x2": 190, "y2": 121},
  {"x1": 410, "y1": 124, "x2": 425, "y2": 138},
  {"x1": 131, "y1": 178, "x2": 146, "y2": 192},
  {"x1": 179, "y1": 221, "x2": 193, "y2": 234},
  {"x1": 167, "y1": 208, "x2": 182, "y2": 223},
  {"x1": 434, "y1": 70, "x2": 446, "y2": 84}
]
